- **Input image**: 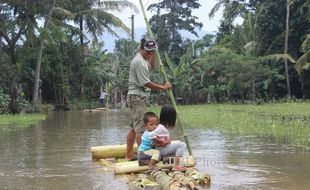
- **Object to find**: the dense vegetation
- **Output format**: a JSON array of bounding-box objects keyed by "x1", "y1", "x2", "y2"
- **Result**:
[
  {"x1": 1, "y1": 0, "x2": 310, "y2": 114},
  {"x1": 150, "y1": 103, "x2": 310, "y2": 148}
]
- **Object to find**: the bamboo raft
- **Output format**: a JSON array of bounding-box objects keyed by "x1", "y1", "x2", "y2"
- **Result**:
[
  {"x1": 83, "y1": 107, "x2": 106, "y2": 112},
  {"x1": 92, "y1": 142, "x2": 211, "y2": 190}
]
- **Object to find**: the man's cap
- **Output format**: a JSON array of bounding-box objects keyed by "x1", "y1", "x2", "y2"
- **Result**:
[{"x1": 143, "y1": 37, "x2": 158, "y2": 51}]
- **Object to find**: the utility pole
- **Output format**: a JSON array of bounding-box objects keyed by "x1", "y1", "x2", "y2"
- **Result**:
[{"x1": 131, "y1": 15, "x2": 135, "y2": 58}]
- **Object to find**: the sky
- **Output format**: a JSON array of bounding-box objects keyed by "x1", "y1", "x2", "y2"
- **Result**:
[{"x1": 103, "y1": 0, "x2": 226, "y2": 51}]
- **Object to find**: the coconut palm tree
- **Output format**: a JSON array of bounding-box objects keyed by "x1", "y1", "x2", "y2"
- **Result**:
[
  {"x1": 32, "y1": 0, "x2": 137, "y2": 100},
  {"x1": 33, "y1": 0, "x2": 57, "y2": 105},
  {"x1": 283, "y1": 0, "x2": 293, "y2": 97},
  {"x1": 63, "y1": 0, "x2": 136, "y2": 96},
  {"x1": 209, "y1": 0, "x2": 246, "y2": 34},
  {"x1": 67, "y1": 0, "x2": 136, "y2": 45},
  {"x1": 295, "y1": 34, "x2": 310, "y2": 75},
  {"x1": 0, "y1": 0, "x2": 36, "y2": 113}
]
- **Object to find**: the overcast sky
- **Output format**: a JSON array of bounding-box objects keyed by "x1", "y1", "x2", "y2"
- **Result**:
[
  {"x1": 115, "y1": 0, "x2": 223, "y2": 33},
  {"x1": 104, "y1": 0, "x2": 227, "y2": 51}
]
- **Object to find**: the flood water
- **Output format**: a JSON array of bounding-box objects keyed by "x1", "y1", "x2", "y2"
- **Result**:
[{"x1": 0, "y1": 110, "x2": 309, "y2": 190}]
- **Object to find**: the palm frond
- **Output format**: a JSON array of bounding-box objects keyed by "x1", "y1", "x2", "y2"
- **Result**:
[
  {"x1": 243, "y1": 41, "x2": 259, "y2": 55},
  {"x1": 209, "y1": 2, "x2": 223, "y2": 18},
  {"x1": 53, "y1": 7, "x2": 75, "y2": 19},
  {"x1": 96, "y1": 0, "x2": 138, "y2": 12},
  {"x1": 96, "y1": 9, "x2": 130, "y2": 33},
  {"x1": 295, "y1": 50, "x2": 310, "y2": 75},
  {"x1": 300, "y1": 34, "x2": 310, "y2": 53},
  {"x1": 262, "y1": 53, "x2": 296, "y2": 64},
  {"x1": 164, "y1": 52, "x2": 175, "y2": 74}
]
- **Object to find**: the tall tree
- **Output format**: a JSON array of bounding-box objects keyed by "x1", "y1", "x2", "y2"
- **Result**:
[
  {"x1": 148, "y1": 0, "x2": 202, "y2": 63},
  {"x1": 209, "y1": 0, "x2": 247, "y2": 38},
  {"x1": 284, "y1": 0, "x2": 292, "y2": 97},
  {"x1": 0, "y1": 1, "x2": 34, "y2": 113},
  {"x1": 67, "y1": 0, "x2": 135, "y2": 46},
  {"x1": 32, "y1": 0, "x2": 57, "y2": 105},
  {"x1": 65, "y1": 0, "x2": 136, "y2": 96}
]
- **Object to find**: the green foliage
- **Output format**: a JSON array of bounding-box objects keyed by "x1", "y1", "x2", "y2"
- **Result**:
[
  {"x1": 1, "y1": 0, "x2": 310, "y2": 113},
  {"x1": 150, "y1": 103, "x2": 310, "y2": 148},
  {"x1": 0, "y1": 113, "x2": 46, "y2": 129},
  {"x1": 0, "y1": 90, "x2": 10, "y2": 114}
]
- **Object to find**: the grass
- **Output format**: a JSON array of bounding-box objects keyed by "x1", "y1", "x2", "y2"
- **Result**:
[
  {"x1": 150, "y1": 103, "x2": 310, "y2": 148},
  {"x1": 0, "y1": 113, "x2": 46, "y2": 130}
]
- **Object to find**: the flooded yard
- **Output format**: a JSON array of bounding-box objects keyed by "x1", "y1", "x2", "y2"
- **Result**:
[{"x1": 0, "y1": 110, "x2": 309, "y2": 190}]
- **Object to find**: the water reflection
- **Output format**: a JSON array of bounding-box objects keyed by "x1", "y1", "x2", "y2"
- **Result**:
[{"x1": 0, "y1": 110, "x2": 309, "y2": 190}]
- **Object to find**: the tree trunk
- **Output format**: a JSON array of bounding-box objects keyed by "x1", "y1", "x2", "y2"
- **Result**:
[
  {"x1": 33, "y1": 0, "x2": 56, "y2": 105},
  {"x1": 284, "y1": 0, "x2": 291, "y2": 97},
  {"x1": 79, "y1": 19, "x2": 85, "y2": 97},
  {"x1": 8, "y1": 46, "x2": 19, "y2": 114},
  {"x1": 79, "y1": 18, "x2": 84, "y2": 46},
  {"x1": 252, "y1": 73, "x2": 256, "y2": 100}
]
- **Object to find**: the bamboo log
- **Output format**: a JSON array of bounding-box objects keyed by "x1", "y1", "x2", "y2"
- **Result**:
[
  {"x1": 128, "y1": 174, "x2": 160, "y2": 190},
  {"x1": 91, "y1": 144, "x2": 138, "y2": 160},
  {"x1": 169, "y1": 171, "x2": 199, "y2": 190},
  {"x1": 184, "y1": 167, "x2": 211, "y2": 186},
  {"x1": 147, "y1": 170, "x2": 183, "y2": 190},
  {"x1": 114, "y1": 156, "x2": 195, "y2": 174},
  {"x1": 92, "y1": 141, "x2": 181, "y2": 160}
]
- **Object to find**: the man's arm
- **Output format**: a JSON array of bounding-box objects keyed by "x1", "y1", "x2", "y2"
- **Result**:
[{"x1": 145, "y1": 81, "x2": 171, "y2": 91}]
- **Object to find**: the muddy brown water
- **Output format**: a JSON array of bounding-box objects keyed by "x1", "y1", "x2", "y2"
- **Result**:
[{"x1": 0, "y1": 110, "x2": 309, "y2": 190}]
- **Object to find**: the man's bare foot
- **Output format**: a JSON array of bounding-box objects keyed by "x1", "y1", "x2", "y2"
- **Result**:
[{"x1": 125, "y1": 155, "x2": 137, "y2": 161}]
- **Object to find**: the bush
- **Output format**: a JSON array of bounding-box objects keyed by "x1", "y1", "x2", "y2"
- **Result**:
[{"x1": 0, "y1": 91, "x2": 10, "y2": 114}]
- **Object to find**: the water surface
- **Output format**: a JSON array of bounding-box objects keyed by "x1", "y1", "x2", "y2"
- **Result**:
[{"x1": 0, "y1": 110, "x2": 309, "y2": 190}]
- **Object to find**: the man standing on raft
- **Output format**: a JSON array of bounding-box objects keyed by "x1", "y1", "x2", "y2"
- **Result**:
[{"x1": 125, "y1": 36, "x2": 171, "y2": 161}]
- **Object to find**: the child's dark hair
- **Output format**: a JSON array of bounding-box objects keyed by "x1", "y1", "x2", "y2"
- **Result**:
[
  {"x1": 159, "y1": 105, "x2": 176, "y2": 128},
  {"x1": 143, "y1": 112, "x2": 158, "y2": 124}
]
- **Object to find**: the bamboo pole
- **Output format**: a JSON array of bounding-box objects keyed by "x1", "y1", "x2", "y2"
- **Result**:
[
  {"x1": 92, "y1": 140, "x2": 181, "y2": 160},
  {"x1": 91, "y1": 144, "x2": 138, "y2": 160},
  {"x1": 138, "y1": 0, "x2": 193, "y2": 156},
  {"x1": 114, "y1": 156, "x2": 195, "y2": 174}
]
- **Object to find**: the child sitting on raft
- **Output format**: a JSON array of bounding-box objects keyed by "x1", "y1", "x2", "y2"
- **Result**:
[
  {"x1": 138, "y1": 106, "x2": 187, "y2": 171},
  {"x1": 152, "y1": 104, "x2": 187, "y2": 171},
  {"x1": 138, "y1": 112, "x2": 161, "y2": 169}
]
